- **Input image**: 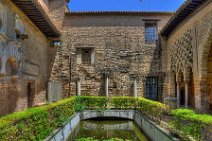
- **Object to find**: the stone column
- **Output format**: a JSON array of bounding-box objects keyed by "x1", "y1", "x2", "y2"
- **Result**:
[
  {"x1": 168, "y1": 71, "x2": 176, "y2": 97},
  {"x1": 185, "y1": 81, "x2": 189, "y2": 108},
  {"x1": 176, "y1": 72, "x2": 183, "y2": 108},
  {"x1": 105, "y1": 74, "x2": 109, "y2": 97},
  {"x1": 176, "y1": 81, "x2": 180, "y2": 108},
  {"x1": 77, "y1": 79, "x2": 81, "y2": 96},
  {"x1": 184, "y1": 70, "x2": 191, "y2": 108},
  {"x1": 133, "y1": 78, "x2": 138, "y2": 97}
]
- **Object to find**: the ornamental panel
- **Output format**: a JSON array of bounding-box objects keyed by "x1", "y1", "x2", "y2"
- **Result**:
[{"x1": 169, "y1": 29, "x2": 193, "y2": 72}]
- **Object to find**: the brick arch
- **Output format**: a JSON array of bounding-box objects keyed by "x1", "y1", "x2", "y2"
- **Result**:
[
  {"x1": 199, "y1": 27, "x2": 212, "y2": 80},
  {"x1": 197, "y1": 25, "x2": 212, "y2": 111}
]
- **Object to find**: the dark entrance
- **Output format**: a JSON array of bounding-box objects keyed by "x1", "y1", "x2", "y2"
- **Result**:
[
  {"x1": 180, "y1": 87, "x2": 185, "y2": 106},
  {"x1": 27, "y1": 82, "x2": 35, "y2": 108}
]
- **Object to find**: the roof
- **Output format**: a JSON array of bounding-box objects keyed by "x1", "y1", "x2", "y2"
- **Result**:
[
  {"x1": 161, "y1": 0, "x2": 209, "y2": 37},
  {"x1": 12, "y1": 0, "x2": 60, "y2": 38},
  {"x1": 65, "y1": 11, "x2": 173, "y2": 16}
]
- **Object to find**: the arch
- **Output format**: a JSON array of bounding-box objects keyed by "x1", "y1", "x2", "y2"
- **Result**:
[
  {"x1": 198, "y1": 25, "x2": 212, "y2": 111},
  {"x1": 6, "y1": 57, "x2": 18, "y2": 76},
  {"x1": 200, "y1": 28, "x2": 212, "y2": 80}
]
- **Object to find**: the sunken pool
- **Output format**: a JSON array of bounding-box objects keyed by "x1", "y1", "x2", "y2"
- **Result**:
[{"x1": 67, "y1": 119, "x2": 150, "y2": 141}]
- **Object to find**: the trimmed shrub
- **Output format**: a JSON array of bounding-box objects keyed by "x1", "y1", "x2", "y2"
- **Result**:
[
  {"x1": 0, "y1": 97, "x2": 76, "y2": 141},
  {"x1": 170, "y1": 109, "x2": 212, "y2": 141},
  {"x1": 138, "y1": 97, "x2": 168, "y2": 122},
  {"x1": 76, "y1": 96, "x2": 108, "y2": 109},
  {"x1": 111, "y1": 97, "x2": 137, "y2": 109},
  {"x1": 0, "y1": 96, "x2": 169, "y2": 140},
  {"x1": 75, "y1": 137, "x2": 128, "y2": 141}
]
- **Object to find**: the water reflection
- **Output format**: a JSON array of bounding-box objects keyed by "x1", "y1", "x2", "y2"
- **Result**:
[{"x1": 68, "y1": 119, "x2": 149, "y2": 141}]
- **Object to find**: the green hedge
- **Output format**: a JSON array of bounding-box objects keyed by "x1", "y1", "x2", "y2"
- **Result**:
[
  {"x1": 170, "y1": 109, "x2": 212, "y2": 141},
  {"x1": 75, "y1": 96, "x2": 108, "y2": 110},
  {"x1": 75, "y1": 137, "x2": 129, "y2": 141},
  {"x1": 0, "y1": 96, "x2": 167, "y2": 140},
  {"x1": 138, "y1": 97, "x2": 168, "y2": 122},
  {"x1": 0, "y1": 97, "x2": 76, "y2": 141},
  {"x1": 3, "y1": 96, "x2": 206, "y2": 141},
  {"x1": 111, "y1": 97, "x2": 137, "y2": 109}
]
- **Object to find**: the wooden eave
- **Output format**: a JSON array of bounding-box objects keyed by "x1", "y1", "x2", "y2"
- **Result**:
[
  {"x1": 11, "y1": 0, "x2": 60, "y2": 38},
  {"x1": 161, "y1": 0, "x2": 209, "y2": 37},
  {"x1": 65, "y1": 11, "x2": 173, "y2": 16}
]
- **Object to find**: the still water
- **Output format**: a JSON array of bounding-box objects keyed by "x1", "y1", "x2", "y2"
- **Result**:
[{"x1": 68, "y1": 119, "x2": 150, "y2": 141}]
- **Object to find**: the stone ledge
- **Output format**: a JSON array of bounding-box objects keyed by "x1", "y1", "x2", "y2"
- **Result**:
[{"x1": 45, "y1": 110, "x2": 180, "y2": 141}]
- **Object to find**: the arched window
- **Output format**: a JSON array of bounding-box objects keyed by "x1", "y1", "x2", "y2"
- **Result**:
[{"x1": 6, "y1": 57, "x2": 18, "y2": 76}]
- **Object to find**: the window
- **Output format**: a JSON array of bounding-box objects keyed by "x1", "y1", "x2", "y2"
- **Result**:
[
  {"x1": 144, "y1": 77, "x2": 158, "y2": 100},
  {"x1": 82, "y1": 49, "x2": 91, "y2": 65},
  {"x1": 145, "y1": 22, "x2": 158, "y2": 44}
]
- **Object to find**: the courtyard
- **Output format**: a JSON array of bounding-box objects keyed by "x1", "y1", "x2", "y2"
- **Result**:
[{"x1": 0, "y1": 0, "x2": 212, "y2": 141}]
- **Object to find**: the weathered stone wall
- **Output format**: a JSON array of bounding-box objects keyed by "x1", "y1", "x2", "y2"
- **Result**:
[
  {"x1": 51, "y1": 14, "x2": 171, "y2": 98},
  {"x1": 0, "y1": 0, "x2": 53, "y2": 115},
  {"x1": 163, "y1": 1, "x2": 212, "y2": 112}
]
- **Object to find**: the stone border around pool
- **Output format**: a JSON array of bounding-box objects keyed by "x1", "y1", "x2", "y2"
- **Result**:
[{"x1": 45, "y1": 110, "x2": 180, "y2": 141}]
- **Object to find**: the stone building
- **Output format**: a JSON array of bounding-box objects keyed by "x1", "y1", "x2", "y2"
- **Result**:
[
  {"x1": 0, "y1": 0, "x2": 60, "y2": 115},
  {"x1": 0, "y1": 0, "x2": 212, "y2": 116},
  {"x1": 50, "y1": 11, "x2": 172, "y2": 99},
  {"x1": 161, "y1": 0, "x2": 212, "y2": 112}
]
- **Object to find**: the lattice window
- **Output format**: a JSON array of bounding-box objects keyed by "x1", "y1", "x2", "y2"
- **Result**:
[
  {"x1": 144, "y1": 77, "x2": 158, "y2": 100},
  {"x1": 82, "y1": 49, "x2": 91, "y2": 65},
  {"x1": 145, "y1": 22, "x2": 158, "y2": 44}
]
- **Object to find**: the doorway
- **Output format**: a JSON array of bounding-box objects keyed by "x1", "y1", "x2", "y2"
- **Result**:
[{"x1": 27, "y1": 82, "x2": 35, "y2": 108}]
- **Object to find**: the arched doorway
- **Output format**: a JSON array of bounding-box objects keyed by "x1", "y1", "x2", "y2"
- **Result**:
[{"x1": 27, "y1": 82, "x2": 35, "y2": 108}]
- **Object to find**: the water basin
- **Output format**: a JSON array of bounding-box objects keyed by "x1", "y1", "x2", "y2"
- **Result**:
[{"x1": 67, "y1": 119, "x2": 150, "y2": 141}]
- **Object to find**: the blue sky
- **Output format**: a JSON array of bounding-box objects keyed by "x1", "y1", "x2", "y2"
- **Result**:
[{"x1": 68, "y1": 0, "x2": 186, "y2": 12}]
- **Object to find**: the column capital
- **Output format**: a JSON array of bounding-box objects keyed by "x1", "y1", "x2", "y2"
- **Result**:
[
  {"x1": 129, "y1": 74, "x2": 138, "y2": 80},
  {"x1": 183, "y1": 71, "x2": 191, "y2": 82},
  {"x1": 176, "y1": 72, "x2": 183, "y2": 82}
]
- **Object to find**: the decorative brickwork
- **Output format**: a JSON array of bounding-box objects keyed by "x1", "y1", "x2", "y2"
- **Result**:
[{"x1": 169, "y1": 29, "x2": 193, "y2": 72}]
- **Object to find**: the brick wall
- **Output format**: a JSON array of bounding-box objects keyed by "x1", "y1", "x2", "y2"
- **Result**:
[
  {"x1": 0, "y1": 0, "x2": 51, "y2": 115},
  {"x1": 51, "y1": 14, "x2": 171, "y2": 99}
]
